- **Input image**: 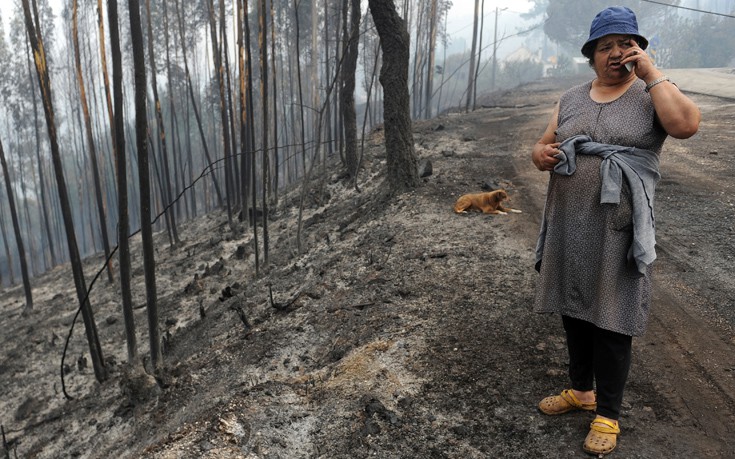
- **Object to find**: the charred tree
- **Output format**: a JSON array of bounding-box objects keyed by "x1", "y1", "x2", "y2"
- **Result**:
[
  {"x1": 173, "y1": 0, "x2": 224, "y2": 209},
  {"x1": 324, "y1": 0, "x2": 335, "y2": 160},
  {"x1": 107, "y1": 0, "x2": 138, "y2": 365},
  {"x1": 472, "y1": 0, "x2": 485, "y2": 110},
  {"x1": 0, "y1": 138, "x2": 33, "y2": 311},
  {"x1": 368, "y1": 0, "x2": 419, "y2": 193},
  {"x1": 0, "y1": 203, "x2": 13, "y2": 284},
  {"x1": 128, "y1": 0, "x2": 162, "y2": 370},
  {"x1": 310, "y1": 0, "x2": 320, "y2": 165},
  {"x1": 145, "y1": 0, "x2": 179, "y2": 248},
  {"x1": 22, "y1": 0, "x2": 106, "y2": 382},
  {"x1": 294, "y1": 0, "x2": 307, "y2": 176},
  {"x1": 207, "y1": 0, "x2": 234, "y2": 226},
  {"x1": 97, "y1": 0, "x2": 118, "y2": 178},
  {"x1": 237, "y1": 0, "x2": 254, "y2": 229},
  {"x1": 411, "y1": 2, "x2": 426, "y2": 119},
  {"x1": 270, "y1": 0, "x2": 280, "y2": 204},
  {"x1": 340, "y1": 0, "x2": 361, "y2": 178},
  {"x1": 424, "y1": 0, "x2": 438, "y2": 119},
  {"x1": 258, "y1": 0, "x2": 270, "y2": 266},
  {"x1": 465, "y1": 0, "x2": 479, "y2": 113},
  {"x1": 72, "y1": 0, "x2": 114, "y2": 283},
  {"x1": 162, "y1": 0, "x2": 185, "y2": 235},
  {"x1": 244, "y1": 0, "x2": 260, "y2": 276},
  {"x1": 219, "y1": 0, "x2": 240, "y2": 208},
  {"x1": 26, "y1": 43, "x2": 57, "y2": 269}
]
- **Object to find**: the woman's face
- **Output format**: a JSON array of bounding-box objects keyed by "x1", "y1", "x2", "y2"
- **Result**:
[{"x1": 592, "y1": 34, "x2": 635, "y2": 79}]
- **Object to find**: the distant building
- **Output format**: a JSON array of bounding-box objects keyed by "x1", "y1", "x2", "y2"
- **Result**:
[{"x1": 505, "y1": 46, "x2": 542, "y2": 64}]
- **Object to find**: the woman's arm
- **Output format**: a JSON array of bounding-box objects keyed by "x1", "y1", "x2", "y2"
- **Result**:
[
  {"x1": 647, "y1": 75, "x2": 701, "y2": 139},
  {"x1": 532, "y1": 102, "x2": 563, "y2": 171},
  {"x1": 623, "y1": 39, "x2": 701, "y2": 139}
]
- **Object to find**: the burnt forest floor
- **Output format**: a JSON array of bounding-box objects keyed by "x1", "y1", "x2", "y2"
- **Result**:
[{"x1": 2, "y1": 73, "x2": 735, "y2": 458}]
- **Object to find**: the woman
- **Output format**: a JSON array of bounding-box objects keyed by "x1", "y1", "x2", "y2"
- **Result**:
[{"x1": 531, "y1": 6, "x2": 700, "y2": 456}]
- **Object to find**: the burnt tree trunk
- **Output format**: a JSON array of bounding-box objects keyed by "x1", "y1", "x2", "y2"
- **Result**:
[
  {"x1": 73, "y1": 0, "x2": 114, "y2": 283},
  {"x1": 107, "y1": 0, "x2": 138, "y2": 365},
  {"x1": 340, "y1": 0, "x2": 361, "y2": 178},
  {"x1": 173, "y1": 0, "x2": 224, "y2": 209},
  {"x1": 219, "y1": 0, "x2": 240, "y2": 209},
  {"x1": 465, "y1": 0, "x2": 479, "y2": 112},
  {"x1": 258, "y1": 0, "x2": 270, "y2": 267},
  {"x1": 270, "y1": 0, "x2": 280, "y2": 204},
  {"x1": 245, "y1": 0, "x2": 260, "y2": 275},
  {"x1": 128, "y1": 0, "x2": 162, "y2": 370},
  {"x1": 207, "y1": 0, "x2": 234, "y2": 226},
  {"x1": 237, "y1": 0, "x2": 250, "y2": 214},
  {"x1": 145, "y1": 0, "x2": 179, "y2": 247},
  {"x1": 26, "y1": 46, "x2": 57, "y2": 268},
  {"x1": 294, "y1": 0, "x2": 307, "y2": 177},
  {"x1": 368, "y1": 0, "x2": 419, "y2": 193},
  {"x1": 22, "y1": 0, "x2": 106, "y2": 382},
  {"x1": 424, "y1": 0, "x2": 438, "y2": 119},
  {"x1": 0, "y1": 139, "x2": 33, "y2": 311}
]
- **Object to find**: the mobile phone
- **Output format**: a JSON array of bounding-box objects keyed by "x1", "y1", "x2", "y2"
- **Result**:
[{"x1": 625, "y1": 62, "x2": 634, "y2": 72}]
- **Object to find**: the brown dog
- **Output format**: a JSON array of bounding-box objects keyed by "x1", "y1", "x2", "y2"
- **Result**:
[{"x1": 453, "y1": 189, "x2": 521, "y2": 215}]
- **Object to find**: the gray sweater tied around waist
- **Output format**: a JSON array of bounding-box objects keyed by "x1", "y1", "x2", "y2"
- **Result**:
[{"x1": 535, "y1": 135, "x2": 661, "y2": 276}]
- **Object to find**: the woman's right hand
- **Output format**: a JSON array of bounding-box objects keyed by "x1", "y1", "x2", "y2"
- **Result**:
[{"x1": 532, "y1": 142, "x2": 562, "y2": 171}]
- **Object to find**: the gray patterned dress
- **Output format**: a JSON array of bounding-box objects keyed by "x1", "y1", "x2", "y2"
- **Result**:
[{"x1": 533, "y1": 79, "x2": 668, "y2": 336}]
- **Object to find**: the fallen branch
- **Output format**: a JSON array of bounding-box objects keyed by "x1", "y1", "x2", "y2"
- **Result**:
[
  {"x1": 2, "y1": 424, "x2": 10, "y2": 459},
  {"x1": 269, "y1": 285, "x2": 304, "y2": 311}
]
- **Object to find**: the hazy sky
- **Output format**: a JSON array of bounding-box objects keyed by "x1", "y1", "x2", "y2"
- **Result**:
[
  {"x1": 1, "y1": 0, "x2": 534, "y2": 43},
  {"x1": 444, "y1": 0, "x2": 534, "y2": 56},
  {"x1": 448, "y1": 0, "x2": 533, "y2": 30}
]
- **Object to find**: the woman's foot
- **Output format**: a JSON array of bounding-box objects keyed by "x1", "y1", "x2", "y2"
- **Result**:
[
  {"x1": 538, "y1": 389, "x2": 596, "y2": 415},
  {"x1": 583, "y1": 416, "x2": 620, "y2": 456}
]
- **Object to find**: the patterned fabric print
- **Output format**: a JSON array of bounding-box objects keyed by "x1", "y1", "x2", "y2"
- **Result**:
[{"x1": 533, "y1": 80, "x2": 667, "y2": 336}]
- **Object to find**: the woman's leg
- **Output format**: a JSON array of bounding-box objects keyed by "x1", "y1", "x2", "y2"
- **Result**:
[
  {"x1": 583, "y1": 328, "x2": 630, "y2": 455},
  {"x1": 593, "y1": 327, "x2": 633, "y2": 420},
  {"x1": 538, "y1": 315, "x2": 599, "y2": 415},
  {"x1": 562, "y1": 315, "x2": 595, "y2": 393}
]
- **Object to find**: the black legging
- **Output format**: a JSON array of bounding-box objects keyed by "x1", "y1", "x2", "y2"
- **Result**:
[{"x1": 562, "y1": 315, "x2": 633, "y2": 420}]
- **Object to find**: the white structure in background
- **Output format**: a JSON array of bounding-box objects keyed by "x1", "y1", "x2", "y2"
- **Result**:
[
  {"x1": 506, "y1": 46, "x2": 555, "y2": 76},
  {"x1": 505, "y1": 46, "x2": 541, "y2": 64}
]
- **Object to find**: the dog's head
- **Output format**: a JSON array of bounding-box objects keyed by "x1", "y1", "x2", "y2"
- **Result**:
[{"x1": 494, "y1": 189, "x2": 508, "y2": 201}]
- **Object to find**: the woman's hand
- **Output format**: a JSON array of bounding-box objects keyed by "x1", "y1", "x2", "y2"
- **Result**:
[
  {"x1": 532, "y1": 142, "x2": 562, "y2": 172},
  {"x1": 623, "y1": 39, "x2": 701, "y2": 139},
  {"x1": 622, "y1": 39, "x2": 658, "y2": 81},
  {"x1": 532, "y1": 101, "x2": 562, "y2": 171}
]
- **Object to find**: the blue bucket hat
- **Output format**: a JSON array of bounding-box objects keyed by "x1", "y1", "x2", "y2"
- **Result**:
[{"x1": 581, "y1": 6, "x2": 648, "y2": 58}]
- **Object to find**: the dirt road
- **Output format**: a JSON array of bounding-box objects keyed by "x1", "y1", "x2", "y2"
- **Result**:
[
  {"x1": 666, "y1": 68, "x2": 735, "y2": 99},
  {"x1": 2, "y1": 70, "x2": 734, "y2": 458},
  {"x1": 471, "y1": 70, "x2": 735, "y2": 457}
]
